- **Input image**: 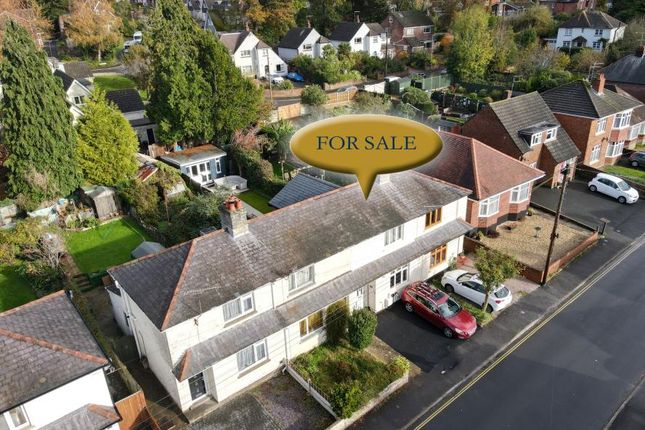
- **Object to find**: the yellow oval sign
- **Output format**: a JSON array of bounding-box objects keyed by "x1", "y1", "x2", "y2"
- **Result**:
[{"x1": 290, "y1": 114, "x2": 443, "y2": 198}]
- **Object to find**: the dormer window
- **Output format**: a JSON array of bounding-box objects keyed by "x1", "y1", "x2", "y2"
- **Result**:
[
  {"x1": 545, "y1": 128, "x2": 557, "y2": 142},
  {"x1": 530, "y1": 133, "x2": 541, "y2": 146}
]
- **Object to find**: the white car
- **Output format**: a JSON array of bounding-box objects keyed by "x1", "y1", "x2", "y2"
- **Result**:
[
  {"x1": 441, "y1": 270, "x2": 513, "y2": 312},
  {"x1": 588, "y1": 173, "x2": 639, "y2": 204},
  {"x1": 270, "y1": 76, "x2": 284, "y2": 85}
]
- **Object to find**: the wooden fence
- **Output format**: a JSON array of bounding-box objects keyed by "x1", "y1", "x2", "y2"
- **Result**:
[{"x1": 115, "y1": 390, "x2": 161, "y2": 430}]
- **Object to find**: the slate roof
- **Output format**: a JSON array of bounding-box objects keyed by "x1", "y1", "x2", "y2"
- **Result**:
[
  {"x1": 366, "y1": 23, "x2": 385, "y2": 36},
  {"x1": 268, "y1": 173, "x2": 338, "y2": 208},
  {"x1": 219, "y1": 31, "x2": 250, "y2": 54},
  {"x1": 0, "y1": 291, "x2": 109, "y2": 412},
  {"x1": 487, "y1": 92, "x2": 581, "y2": 163},
  {"x1": 109, "y1": 171, "x2": 470, "y2": 330},
  {"x1": 559, "y1": 10, "x2": 625, "y2": 29},
  {"x1": 330, "y1": 22, "x2": 364, "y2": 42},
  {"x1": 40, "y1": 404, "x2": 120, "y2": 430},
  {"x1": 600, "y1": 52, "x2": 645, "y2": 86},
  {"x1": 173, "y1": 218, "x2": 472, "y2": 380},
  {"x1": 160, "y1": 144, "x2": 226, "y2": 167},
  {"x1": 279, "y1": 27, "x2": 316, "y2": 49},
  {"x1": 54, "y1": 69, "x2": 75, "y2": 91},
  {"x1": 105, "y1": 89, "x2": 145, "y2": 114},
  {"x1": 389, "y1": 10, "x2": 432, "y2": 28},
  {"x1": 63, "y1": 61, "x2": 93, "y2": 80},
  {"x1": 415, "y1": 132, "x2": 544, "y2": 200},
  {"x1": 542, "y1": 81, "x2": 642, "y2": 119}
]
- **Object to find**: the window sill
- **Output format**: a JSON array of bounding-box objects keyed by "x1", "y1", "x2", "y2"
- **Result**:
[
  {"x1": 288, "y1": 282, "x2": 315, "y2": 297},
  {"x1": 223, "y1": 310, "x2": 257, "y2": 329},
  {"x1": 238, "y1": 359, "x2": 270, "y2": 378}
]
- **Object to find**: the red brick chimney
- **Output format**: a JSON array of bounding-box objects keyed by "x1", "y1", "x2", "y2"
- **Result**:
[
  {"x1": 637, "y1": 45, "x2": 645, "y2": 58},
  {"x1": 593, "y1": 73, "x2": 605, "y2": 95},
  {"x1": 220, "y1": 196, "x2": 248, "y2": 238}
]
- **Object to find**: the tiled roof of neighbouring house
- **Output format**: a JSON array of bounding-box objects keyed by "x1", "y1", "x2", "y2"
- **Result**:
[
  {"x1": 218, "y1": 31, "x2": 250, "y2": 54},
  {"x1": 607, "y1": 85, "x2": 645, "y2": 125},
  {"x1": 0, "y1": 291, "x2": 108, "y2": 412},
  {"x1": 389, "y1": 10, "x2": 432, "y2": 28},
  {"x1": 279, "y1": 27, "x2": 316, "y2": 49},
  {"x1": 542, "y1": 81, "x2": 642, "y2": 119},
  {"x1": 330, "y1": 22, "x2": 364, "y2": 42},
  {"x1": 54, "y1": 69, "x2": 75, "y2": 91},
  {"x1": 268, "y1": 173, "x2": 338, "y2": 208},
  {"x1": 105, "y1": 89, "x2": 145, "y2": 114},
  {"x1": 62, "y1": 61, "x2": 93, "y2": 80},
  {"x1": 485, "y1": 92, "x2": 581, "y2": 163},
  {"x1": 108, "y1": 171, "x2": 471, "y2": 330},
  {"x1": 366, "y1": 23, "x2": 385, "y2": 36},
  {"x1": 600, "y1": 52, "x2": 645, "y2": 86},
  {"x1": 559, "y1": 10, "x2": 625, "y2": 29},
  {"x1": 159, "y1": 144, "x2": 226, "y2": 167},
  {"x1": 416, "y1": 132, "x2": 545, "y2": 200},
  {"x1": 39, "y1": 404, "x2": 120, "y2": 430}
]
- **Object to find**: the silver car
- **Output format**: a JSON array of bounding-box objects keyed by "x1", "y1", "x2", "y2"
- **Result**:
[{"x1": 440, "y1": 270, "x2": 513, "y2": 312}]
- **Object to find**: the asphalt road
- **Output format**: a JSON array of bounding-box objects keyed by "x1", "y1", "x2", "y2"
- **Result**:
[{"x1": 417, "y1": 239, "x2": 645, "y2": 430}]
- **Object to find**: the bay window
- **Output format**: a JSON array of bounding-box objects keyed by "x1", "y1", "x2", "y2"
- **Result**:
[
  {"x1": 613, "y1": 111, "x2": 631, "y2": 129},
  {"x1": 510, "y1": 182, "x2": 530, "y2": 203},
  {"x1": 606, "y1": 141, "x2": 624, "y2": 158},
  {"x1": 237, "y1": 340, "x2": 268, "y2": 371},
  {"x1": 289, "y1": 265, "x2": 314, "y2": 291},
  {"x1": 479, "y1": 195, "x2": 500, "y2": 217}
]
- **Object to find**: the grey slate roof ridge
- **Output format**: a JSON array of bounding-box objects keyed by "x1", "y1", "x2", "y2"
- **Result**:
[
  {"x1": 39, "y1": 403, "x2": 121, "y2": 430},
  {"x1": 542, "y1": 81, "x2": 642, "y2": 118},
  {"x1": 173, "y1": 218, "x2": 473, "y2": 379}
]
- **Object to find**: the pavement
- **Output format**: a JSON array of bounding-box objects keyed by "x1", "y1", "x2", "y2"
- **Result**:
[
  {"x1": 353, "y1": 181, "x2": 645, "y2": 429},
  {"x1": 608, "y1": 374, "x2": 645, "y2": 430}
]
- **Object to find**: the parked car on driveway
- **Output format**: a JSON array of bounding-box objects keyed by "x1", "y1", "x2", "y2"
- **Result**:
[
  {"x1": 402, "y1": 281, "x2": 477, "y2": 339},
  {"x1": 441, "y1": 270, "x2": 512, "y2": 312},
  {"x1": 286, "y1": 72, "x2": 304, "y2": 82},
  {"x1": 629, "y1": 151, "x2": 645, "y2": 168},
  {"x1": 588, "y1": 173, "x2": 639, "y2": 204},
  {"x1": 271, "y1": 76, "x2": 285, "y2": 85}
]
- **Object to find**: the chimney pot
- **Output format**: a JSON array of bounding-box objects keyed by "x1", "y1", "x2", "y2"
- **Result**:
[
  {"x1": 220, "y1": 196, "x2": 248, "y2": 238},
  {"x1": 593, "y1": 73, "x2": 605, "y2": 95}
]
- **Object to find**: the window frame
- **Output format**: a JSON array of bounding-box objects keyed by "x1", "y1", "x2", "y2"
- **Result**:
[
  {"x1": 237, "y1": 339, "x2": 268, "y2": 372},
  {"x1": 478, "y1": 194, "x2": 500, "y2": 217},
  {"x1": 240, "y1": 49, "x2": 252, "y2": 58},
  {"x1": 592, "y1": 41, "x2": 602, "y2": 49},
  {"x1": 3, "y1": 406, "x2": 30, "y2": 430},
  {"x1": 299, "y1": 309, "x2": 325, "y2": 337},
  {"x1": 590, "y1": 144, "x2": 601, "y2": 163},
  {"x1": 563, "y1": 41, "x2": 571, "y2": 48},
  {"x1": 222, "y1": 293, "x2": 254, "y2": 322},
  {"x1": 594, "y1": 29, "x2": 603, "y2": 36},
  {"x1": 613, "y1": 111, "x2": 632, "y2": 129},
  {"x1": 545, "y1": 128, "x2": 557, "y2": 142},
  {"x1": 596, "y1": 117, "x2": 607, "y2": 134},
  {"x1": 289, "y1": 265, "x2": 315, "y2": 292},
  {"x1": 188, "y1": 372, "x2": 207, "y2": 401},
  {"x1": 564, "y1": 28, "x2": 572, "y2": 36},
  {"x1": 606, "y1": 141, "x2": 624, "y2": 158},
  {"x1": 423, "y1": 26, "x2": 432, "y2": 34},
  {"x1": 372, "y1": 36, "x2": 378, "y2": 43},
  {"x1": 389, "y1": 264, "x2": 409, "y2": 288},
  {"x1": 354, "y1": 37, "x2": 362, "y2": 44},
  {"x1": 510, "y1": 182, "x2": 530, "y2": 203},
  {"x1": 425, "y1": 208, "x2": 442, "y2": 228},
  {"x1": 530, "y1": 133, "x2": 541, "y2": 146},
  {"x1": 384, "y1": 225, "x2": 404, "y2": 245},
  {"x1": 629, "y1": 124, "x2": 640, "y2": 140},
  {"x1": 215, "y1": 158, "x2": 222, "y2": 174},
  {"x1": 404, "y1": 28, "x2": 414, "y2": 36},
  {"x1": 302, "y1": 43, "x2": 313, "y2": 51},
  {"x1": 429, "y1": 244, "x2": 447, "y2": 268}
]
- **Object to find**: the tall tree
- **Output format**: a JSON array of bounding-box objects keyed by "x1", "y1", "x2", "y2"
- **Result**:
[
  {"x1": 75, "y1": 90, "x2": 139, "y2": 186},
  {"x1": 310, "y1": 0, "x2": 349, "y2": 37},
  {"x1": 351, "y1": 0, "x2": 389, "y2": 23},
  {"x1": 258, "y1": 0, "x2": 296, "y2": 45},
  {"x1": 65, "y1": 0, "x2": 122, "y2": 61},
  {"x1": 35, "y1": 0, "x2": 69, "y2": 24},
  {"x1": 0, "y1": 0, "x2": 51, "y2": 48},
  {"x1": 0, "y1": 21, "x2": 80, "y2": 209},
  {"x1": 447, "y1": 5, "x2": 494, "y2": 81}
]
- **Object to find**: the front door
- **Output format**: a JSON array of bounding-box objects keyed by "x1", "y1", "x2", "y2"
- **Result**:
[{"x1": 189, "y1": 372, "x2": 207, "y2": 401}]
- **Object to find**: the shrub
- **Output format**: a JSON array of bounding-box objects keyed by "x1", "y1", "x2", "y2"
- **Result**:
[
  {"x1": 348, "y1": 308, "x2": 377, "y2": 350},
  {"x1": 468, "y1": 92, "x2": 478, "y2": 99},
  {"x1": 402, "y1": 86, "x2": 430, "y2": 106},
  {"x1": 329, "y1": 381, "x2": 364, "y2": 418},
  {"x1": 277, "y1": 79, "x2": 294, "y2": 90},
  {"x1": 478, "y1": 89, "x2": 488, "y2": 97},
  {"x1": 483, "y1": 96, "x2": 493, "y2": 104},
  {"x1": 490, "y1": 89, "x2": 504, "y2": 100},
  {"x1": 326, "y1": 299, "x2": 349, "y2": 344},
  {"x1": 301, "y1": 85, "x2": 327, "y2": 106},
  {"x1": 388, "y1": 356, "x2": 410, "y2": 378}
]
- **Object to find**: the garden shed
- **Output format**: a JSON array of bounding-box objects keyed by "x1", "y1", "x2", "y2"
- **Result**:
[{"x1": 81, "y1": 185, "x2": 120, "y2": 220}]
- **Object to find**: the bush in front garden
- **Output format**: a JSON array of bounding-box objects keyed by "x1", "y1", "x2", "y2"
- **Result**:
[
  {"x1": 388, "y1": 356, "x2": 410, "y2": 378},
  {"x1": 326, "y1": 299, "x2": 349, "y2": 345},
  {"x1": 348, "y1": 308, "x2": 377, "y2": 350},
  {"x1": 330, "y1": 380, "x2": 364, "y2": 418}
]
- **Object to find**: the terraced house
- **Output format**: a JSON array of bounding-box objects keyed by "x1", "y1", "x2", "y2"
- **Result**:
[{"x1": 107, "y1": 172, "x2": 472, "y2": 416}]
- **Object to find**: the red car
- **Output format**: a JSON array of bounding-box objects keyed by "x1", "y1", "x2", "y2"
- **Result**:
[{"x1": 402, "y1": 282, "x2": 477, "y2": 339}]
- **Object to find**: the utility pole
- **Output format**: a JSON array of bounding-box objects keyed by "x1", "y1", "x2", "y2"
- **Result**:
[
  {"x1": 266, "y1": 47, "x2": 273, "y2": 106},
  {"x1": 541, "y1": 164, "x2": 570, "y2": 286},
  {"x1": 385, "y1": 15, "x2": 393, "y2": 77}
]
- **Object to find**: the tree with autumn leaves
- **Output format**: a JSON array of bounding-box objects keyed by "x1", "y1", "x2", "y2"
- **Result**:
[
  {"x1": 64, "y1": 0, "x2": 122, "y2": 61},
  {"x1": 0, "y1": 0, "x2": 50, "y2": 49}
]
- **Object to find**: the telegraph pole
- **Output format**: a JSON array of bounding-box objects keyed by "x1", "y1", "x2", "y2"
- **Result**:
[{"x1": 541, "y1": 164, "x2": 570, "y2": 286}]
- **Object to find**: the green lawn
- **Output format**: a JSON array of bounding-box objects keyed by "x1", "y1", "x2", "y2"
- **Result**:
[
  {"x1": 0, "y1": 266, "x2": 36, "y2": 311},
  {"x1": 271, "y1": 160, "x2": 296, "y2": 180},
  {"x1": 65, "y1": 218, "x2": 150, "y2": 274},
  {"x1": 603, "y1": 165, "x2": 645, "y2": 186},
  {"x1": 238, "y1": 190, "x2": 274, "y2": 214},
  {"x1": 93, "y1": 75, "x2": 137, "y2": 92}
]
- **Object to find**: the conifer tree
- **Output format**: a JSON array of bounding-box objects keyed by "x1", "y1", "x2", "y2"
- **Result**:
[
  {"x1": 0, "y1": 21, "x2": 80, "y2": 209},
  {"x1": 75, "y1": 90, "x2": 139, "y2": 186}
]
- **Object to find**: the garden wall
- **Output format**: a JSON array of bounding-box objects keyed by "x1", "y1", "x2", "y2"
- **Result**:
[
  {"x1": 264, "y1": 87, "x2": 303, "y2": 98},
  {"x1": 323, "y1": 79, "x2": 365, "y2": 91}
]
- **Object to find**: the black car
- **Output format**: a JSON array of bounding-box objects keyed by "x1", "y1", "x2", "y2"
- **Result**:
[{"x1": 629, "y1": 151, "x2": 645, "y2": 168}]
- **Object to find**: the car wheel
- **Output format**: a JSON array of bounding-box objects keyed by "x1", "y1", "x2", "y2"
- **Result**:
[
  {"x1": 405, "y1": 302, "x2": 414, "y2": 313},
  {"x1": 443, "y1": 327, "x2": 454, "y2": 338},
  {"x1": 589, "y1": 185, "x2": 597, "y2": 192},
  {"x1": 486, "y1": 304, "x2": 494, "y2": 313},
  {"x1": 618, "y1": 196, "x2": 627, "y2": 204},
  {"x1": 444, "y1": 284, "x2": 454, "y2": 294},
  {"x1": 632, "y1": 161, "x2": 639, "y2": 167}
]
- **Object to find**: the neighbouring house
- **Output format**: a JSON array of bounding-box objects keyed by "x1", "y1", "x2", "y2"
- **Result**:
[
  {"x1": 416, "y1": 132, "x2": 544, "y2": 231},
  {"x1": 0, "y1": 291, "x2": 120, "y2": 430},
  {"x1": 61, "y1": 61, "x2": 94, "y2": 85},
  {"x1": 219, "y1": 30, "x2": 287, "y2": 79},
  {"x1": 54, "y1": 69, "x2": 91, "y2": 123},
  {"x1": 159, "y1": 144, "x2": 227, "y2": 187},
  {"x1": 542, "y1": 77, "x2": 642, "y2": 166},
  {"x1": 604, "y1": 85, "x2": 645, "y2": 149},
  {"x1": 462, "y1": 91, "x2": 580, "y2": 187},
  {"x1": 329, "y1": 19, "x2": 389, "y2": 58},
  {"x1": 268, "y1": 173, "x2": 338, "y2": 209},
  {"x1": 277, "y1": 26, "x2": 331, "y2": 61},
  {"x1": 381, "y1": 10, "x2": 434, "y2": 55},
  {"x1": 106, "y1": 89, "x2": 158, "y2": 153},
  {"x1": 539, "y1": 0, "x2": 594, "y2": 15},
  {"x1": 106, "y1": 172, "x2": 472, "y2": 415},
  {"x1": 491, "y1": 1, "x2": 524, "y2": 17},
  {"x1": 554, "y1": 10, "x2": 625, "y2": 51}
]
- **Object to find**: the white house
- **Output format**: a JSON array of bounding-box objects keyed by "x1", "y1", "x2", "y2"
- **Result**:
[
  {"x1": 106, "y1": 89, "x2": 158, "y2": 153},
  {"x1": 554, "y1": 10, "x2": 625, "y2": 51},
  {"x1": 330, "y1": 21, "x2": 389, "y2": 58},
  {"x1": 54, "y1": 69, "x2": 91, "y2": 124},
  {"x1": 0, "y1": 291, "x2": 120, "y2": 430},
  {"x1": 277, "y1": 27, "x2": 331, "y2": 61},
  {"x1": 107, "y1": 171, "x2": 472, "y2": 416},
  {"x1": 219, "y1": 31, "x2": 287, "y2": 79}
]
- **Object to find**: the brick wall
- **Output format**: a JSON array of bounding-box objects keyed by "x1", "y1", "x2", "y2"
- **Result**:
[
  {"x1": 462, "y1": 107, "x2": 523, "y2": 159},
  {"x1": 554, "y1": 113, "x2": 619, "y2": 168},
  {"x1": 466, "y1": 189, "x2": 532, "y2": 230}
]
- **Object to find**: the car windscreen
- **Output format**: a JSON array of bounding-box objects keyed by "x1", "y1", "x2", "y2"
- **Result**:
[
  {"x1": 439, "y1": 298, "x2": 461, "y2": 318},
  {"x1": 457, "y1": 273, "x2": 474, "y2": 283},
  {"x1": 617, "y1": 180, "x2": 630, "y2": 191},
  {"x1": 494, "y1": 287, "x2": 510, "y2": 298}
]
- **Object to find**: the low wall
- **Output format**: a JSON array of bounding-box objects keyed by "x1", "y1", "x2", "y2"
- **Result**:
[
  {"x1": 115, "y1": 390, "x2": 161, "y2": 430},
  {"x1": 264, "y1": 87, "x2": 303, "y2": 98},
  {"x1": 323, "y1": 79, "x2": 365, "y2": 91}
]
